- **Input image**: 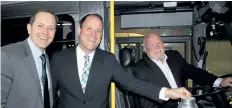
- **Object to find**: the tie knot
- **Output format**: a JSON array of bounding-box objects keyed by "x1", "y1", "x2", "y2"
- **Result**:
[
  {"x1": 84, "y1": 55, "x2": 89, "y2": 61},
  {"x1": 40, "y1": 54, "x2": 46, "y2": 64}
]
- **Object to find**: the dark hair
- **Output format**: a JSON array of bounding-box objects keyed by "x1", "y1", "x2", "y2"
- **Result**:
[
  {"x1": 79, "y1": 13, "x2": 103, "y2": 28},
  {"x1": 29, "y1": 9, "x2": 58, "y2": 25}
]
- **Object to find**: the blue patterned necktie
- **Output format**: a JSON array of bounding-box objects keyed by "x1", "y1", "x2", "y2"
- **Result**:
[
  {"x1": 81, "y1": 55, "x2": 90, "y2": 93},
  {"x1": 40, "y1": 54, "x2": 50, "y2": 108}
]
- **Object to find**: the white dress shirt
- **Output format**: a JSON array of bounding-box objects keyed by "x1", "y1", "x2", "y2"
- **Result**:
[
  {"x1": 76, "y1": 45, "x2": 95, "y2": 81},
  {"x1": 149, "y1": 54, "x2": 223, "y2": 100},
  {"x1": 151, "y1": 54, "x2": 178, "y2": 88}
]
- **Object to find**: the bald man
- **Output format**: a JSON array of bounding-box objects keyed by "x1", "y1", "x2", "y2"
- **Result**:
[{"x1": 131, "y1": 32, "x2": 232, "y2": 108}]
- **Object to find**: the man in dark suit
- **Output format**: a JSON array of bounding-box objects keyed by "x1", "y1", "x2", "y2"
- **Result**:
[
  {"x1": 50, "y1": 13, "x2": 192, "y2": 108},
  {"x1": 132, "y1": 32, "x2": 232, "y2": 108},
  {"x1": 1, "y1": 9, "x2": 57, "y2": 108}
]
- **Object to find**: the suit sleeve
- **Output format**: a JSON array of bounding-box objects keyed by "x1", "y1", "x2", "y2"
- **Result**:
[
  {"x1": 50, "y1": 54, "x2": 59, "y2": 108},
  {"x1": 111, "y1": 55, "x2": 163, "y2": 102},
  {"x1": 1, "y1": 50, "x2": 13, "y2": 108},
  {"x1": 132, "y1": 66, "x2": 162, "y2": 108},
  {"x1": 139, "y1": 98, "x2": 160, "y2": 108},
  {"x1": 175, "y1": 51, "x2": 218, "y2": 86}
]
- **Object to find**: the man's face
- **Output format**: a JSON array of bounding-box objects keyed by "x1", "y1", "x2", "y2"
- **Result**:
[
  {"x1": 144, "y1": 33, "x2": 165, "y2": 61},
  {"x1": 78, "y1": 15, "x2": 103, "y2": 54},
  {"x1": 27, "y1": 12, "x2": 56, "y2": 50}
]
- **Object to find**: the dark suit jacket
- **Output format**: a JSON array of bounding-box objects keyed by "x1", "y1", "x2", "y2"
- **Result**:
[
  {"x1": 50, "y1": 46, "x2": 164, "y2": 108},
  {"x1": 132, "y1": 50, "x2": 218, "y2": 108}
]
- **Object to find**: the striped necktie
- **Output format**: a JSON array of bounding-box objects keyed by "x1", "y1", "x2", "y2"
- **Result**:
[{"x1": 81, "y1": 55, "x2": 90, "y2": 93}]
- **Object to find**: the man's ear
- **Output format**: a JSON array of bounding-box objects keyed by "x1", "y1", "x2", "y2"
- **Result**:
[
  {"x1": 27, "y1": 24, "x2": 32, "y2": 35},
  {"x1": 78, "y1": 26, "x2": 81, "y2": 36},
  {"x1": 143, "y1": 47, "x2": 146, "y2": 52}
]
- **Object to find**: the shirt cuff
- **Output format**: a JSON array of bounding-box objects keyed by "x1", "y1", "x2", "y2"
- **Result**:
[
  {"x1": 159, "y1": 87, "x2": 169, "y2": 101},
  {"x1": 213, "y1": 78, "x2": 223, "y2": 87}
]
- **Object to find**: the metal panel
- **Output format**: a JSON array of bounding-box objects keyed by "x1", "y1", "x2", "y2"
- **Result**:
[
  {"x1": 1, "y1": 1, "x2": 29, "y2": 5},
  {"x1": 121, "y1": 12, "x2": 193, "y2": 28},
  {"x1": 79, "y1": 1, "x2": 105, "y2": 19},
  {"x1": 1, "y1": 1, "x2": 79, "y2": 19},
  {"x1": 192, "y1": 23, "x2": 208, "y2": 68}
]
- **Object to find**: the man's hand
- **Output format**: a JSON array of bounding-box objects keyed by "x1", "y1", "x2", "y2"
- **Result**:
[
  {"x1": 165, "y1": 87, "x2": 191, "y2": 99},
  {"x1": 220, "y1": 77, "x2": 232, "y2": 87}
]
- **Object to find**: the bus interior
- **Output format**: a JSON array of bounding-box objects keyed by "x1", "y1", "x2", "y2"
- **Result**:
[{"x1": 1, "y1": 1, "x2": 232, "y2": 108}]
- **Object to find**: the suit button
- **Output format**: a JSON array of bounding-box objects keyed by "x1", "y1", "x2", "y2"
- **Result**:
[{"x1": 83, "y1": 101, "x2": 88, "y2": 104}]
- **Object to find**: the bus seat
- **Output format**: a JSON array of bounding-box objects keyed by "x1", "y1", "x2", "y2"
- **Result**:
[
  {"x1": 119, "y1": 47, "x2": 135, "y2": 68},
  {"x1": 119, "y1": 47, "x2": 141, "y2": 108}
]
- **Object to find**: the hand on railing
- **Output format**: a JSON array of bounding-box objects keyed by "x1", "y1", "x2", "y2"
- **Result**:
[
  {"x1": 165, "y1": 87, "x2": 192, "y2": 99},
  {"x1": 220, "y1": 77, "x2": 232, "y2": 87}
]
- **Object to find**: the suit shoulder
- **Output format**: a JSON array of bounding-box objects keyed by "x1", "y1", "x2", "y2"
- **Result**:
[
  {"x1": 52, "y1": 47, "x2": 74, "y2": 56},
  {"x1": 1, "y1": 41, "x2": 24, "y2": 56},
  {"x1": 166, "y1": 50, "x2": 182, "y2": 56},
  {"x1": 51, "y1": 47, "x2": 115, "y2": 60},
  {"x1": 166, "y1": 50, "x2": 184, "y2": 61},
  {"x1": 165, "y1": 50, "x2": 179, "y2": 54},
  {"x1": 96, "y1": 48, "x2": 114, "y2": 57}
]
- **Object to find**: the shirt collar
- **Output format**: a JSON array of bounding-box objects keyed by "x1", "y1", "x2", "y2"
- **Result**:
[
  {"x1": 27, "y1": 37, "x2": 45, "y2": 59},
  {"x1": 76, "y1": 45, "x2": 95, "y2": 58},
  {"x1": 149, "y1": 54, "x2": 168, "y2": 63}
]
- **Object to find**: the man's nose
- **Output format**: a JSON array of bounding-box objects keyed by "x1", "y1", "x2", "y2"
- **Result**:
[
  {"x1": 91, "y1": 29, "x2": 97, "y2": 36},
  {"x1": 43, "y1": 27, "x2": 49, "y2": 35},
  {"x1": 154, "y1": 44, "x2": 160, "y2": 49}
]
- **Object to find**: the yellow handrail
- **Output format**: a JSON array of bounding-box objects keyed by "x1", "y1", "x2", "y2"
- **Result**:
[
  {"x1": 110, "y1": 0, "x2": 115, "y2": 108},
  {"x1": 110, "y1": 1, "x2": 115, "y2": 54}
]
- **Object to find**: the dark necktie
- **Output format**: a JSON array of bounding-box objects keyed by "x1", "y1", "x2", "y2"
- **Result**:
[{"x1": 40, "y1": 54, "x2": 50, "y2": 108}]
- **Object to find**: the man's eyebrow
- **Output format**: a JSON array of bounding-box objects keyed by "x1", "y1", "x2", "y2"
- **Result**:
[{"x1": 36, "y1": 23, "x2": 44, "y2": 25}]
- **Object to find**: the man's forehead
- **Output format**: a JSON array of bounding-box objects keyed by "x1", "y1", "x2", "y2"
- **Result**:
[
  {"x1": 149, "y1": 33, "x2": 159, "y2": 37},
  {"x1": 36, "y1": 12, "x2": 53, "y2": 18},
  {"x1": 85, "y1": 16, "x2": 102, "y2": 23},
  {"x1": 146, "y1": 36, "x2": 162, "y2": 44},
  {"x1": 35, "y1": 12, "x2": 55, "y2": 22},
  {"x1": 146, "y1": 34, "x2": 158, "y2": 40},
  {"x1": 84, "y1": 16, "x2": 103, "y2": 26}
]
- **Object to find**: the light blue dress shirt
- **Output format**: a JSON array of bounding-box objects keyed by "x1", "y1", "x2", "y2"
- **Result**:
[{"x1": 27, "y1": 37, "x2": 46, "y2": 99}]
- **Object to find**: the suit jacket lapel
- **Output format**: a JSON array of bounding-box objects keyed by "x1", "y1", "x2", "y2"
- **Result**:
[
  {"x1": 143, "y1": 55, "x2": 171, "y2": 88},
  {"x1": 166, "y1": 56, "x2": 182, "y2": 87},
  {"x1": 22, "y1": 40, "x2": 43, "y2": 103},
  {"x1": 67, "y1": 47, "x2": 84, "y2": 100},
  {"x1": 45, "y1": 54, "x2": 53, "y2": 107},
  {"x1": 84, "y1": 49, "x2": 104, "y2": 100}
]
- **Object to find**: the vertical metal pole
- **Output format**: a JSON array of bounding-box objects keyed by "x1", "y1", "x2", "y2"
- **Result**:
[{"x1": 110, "y1": 0, "x2": 115, "y2": 108}]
